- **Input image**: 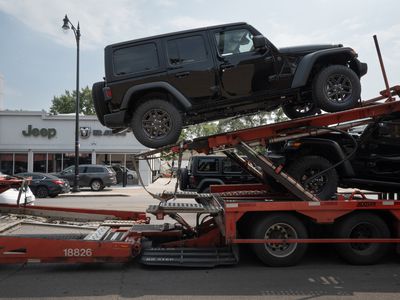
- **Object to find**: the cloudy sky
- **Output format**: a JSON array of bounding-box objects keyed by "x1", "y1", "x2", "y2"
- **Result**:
[{"x1": 0, "y1": 0, "x2": 399, "y2": 111}]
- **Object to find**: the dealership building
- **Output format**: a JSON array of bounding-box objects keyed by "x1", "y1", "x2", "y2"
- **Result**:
[{"x1": 0, "y1": 110, "x2": 153, "y2": 185}]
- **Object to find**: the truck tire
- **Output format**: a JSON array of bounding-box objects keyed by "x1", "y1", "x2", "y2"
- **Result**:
[
  {"x1": 132, "y1": 99, "x2": 182, "y2": 148},
  {"x1": 92, "y1": 81, "x2": 110, "y2": 126},
  {"x1": 282, "y1": 102, "x2": 320, "y2": 119},
  {"x1": 251, "y1": 213, "x2": 308, "y2": 267},
  {"x1": 286, "y1": 155, "x2": 338, "y2": 200},
  {"x1": 334, "y1": 212, "x2": 390, "y2": 265},
  {"x1": 178, "y1": 168, "x2": 189, "y2": 190},
  {"x1": 312, "y1": 65, "x2": 361, "y2": 112}
]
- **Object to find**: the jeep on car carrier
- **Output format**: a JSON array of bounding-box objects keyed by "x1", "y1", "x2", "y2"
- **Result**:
[
  {"x1": 0, "y1": 36, "x2": 400, "y2": 268},
  {"x1": 93, "y1": 22, "x2": 367, "y2": 148}
]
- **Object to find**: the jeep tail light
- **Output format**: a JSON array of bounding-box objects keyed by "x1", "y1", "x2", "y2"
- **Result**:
[
  {"x1": 189, "y1": 175, "x2": 195, "y2": 187},
  {"x1": 103, "y1": 87, "x2": 112, "y2": 100}
]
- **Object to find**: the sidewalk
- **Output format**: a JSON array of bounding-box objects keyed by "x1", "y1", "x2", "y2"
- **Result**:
[{"x1": 61, "y1": 178, "x2": 178, "y2": 197}]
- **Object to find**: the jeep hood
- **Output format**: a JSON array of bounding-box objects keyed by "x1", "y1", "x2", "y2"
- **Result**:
[{"x1": 279, "y1": 44, "x2": 342, "y2": 55}]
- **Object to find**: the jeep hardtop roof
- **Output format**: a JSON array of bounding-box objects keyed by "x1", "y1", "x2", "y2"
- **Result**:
[{"x1": 105, "y1": 22, "x2": 248, "y2": 49}]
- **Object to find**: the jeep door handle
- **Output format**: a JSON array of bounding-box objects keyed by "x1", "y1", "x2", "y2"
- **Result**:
[
  {"x1": 175, "y1": 71, "x2": 190, "y2": 78},
  {"x1": 221, "y1": 63, "x2": 234, "y2": 72}
]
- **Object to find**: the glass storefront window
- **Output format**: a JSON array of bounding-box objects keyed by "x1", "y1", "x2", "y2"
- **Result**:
[
  {"x1": 48, "y1": 153, "x2": 62, "y2": 173},
  {"x1": 33, "y1": 153, "x2": 47, "y2": 173},
  {"x1": 14, "y1": 153, "x2": 28, "y2": 174},
  {"x1": 0, "y1": 153, "x2": 13, "y2": 175},
  {"x1": 63, "y1": 152, "x2": 92, "y2": 170}
]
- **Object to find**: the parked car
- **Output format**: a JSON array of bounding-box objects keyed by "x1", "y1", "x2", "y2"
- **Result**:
[
  {"x1": 111, "y1": 165, "x2": 138, "y2": 184},
  {"x1": 93, "y1": 22, "x2": 367, "y2": 148},
  {"x1": 55, "y1": 164, "x2": 117, "y2": 191},
  {"x1": 15, "y1": 172, "x2": 70, "y2": 198},
  {"x1": 0, "y1": 173, "x2": 35, "y2": 205},
  {"x1": 179, "y1": 155, "x2": 257, "y2": 193},
  {"x1": 267, "y1": 112, "x2": 400, "y2": 199}
]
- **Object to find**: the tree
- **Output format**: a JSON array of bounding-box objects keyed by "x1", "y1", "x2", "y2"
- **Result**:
[{"x1": 50, "y1": 86, "x2": 94, "y2": 115}]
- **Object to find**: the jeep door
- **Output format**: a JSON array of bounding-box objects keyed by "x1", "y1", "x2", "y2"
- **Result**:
[
  {"x1": 164, "y1": 33, "x2": 217, "y2": 102},
  {"x1": 210, "y1": 26, "x2": 276, "y2": 98},
  {"x1": 354, "y1": 118, "x2": 400, "y2": 183}
]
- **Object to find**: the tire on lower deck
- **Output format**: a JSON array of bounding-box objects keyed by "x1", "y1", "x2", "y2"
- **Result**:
[{"x1": 251, "y1": 213, "x2": 308, "y2": 267}]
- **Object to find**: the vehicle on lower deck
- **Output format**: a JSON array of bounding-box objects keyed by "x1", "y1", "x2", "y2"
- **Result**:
[{"x1": 267, "y1": 112, "x2": 400, "y2": 199}]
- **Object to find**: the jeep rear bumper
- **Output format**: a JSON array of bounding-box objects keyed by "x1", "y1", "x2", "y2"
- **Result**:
[{"x1": 104, "y1": 110, "x2": 127, "y2": 128}]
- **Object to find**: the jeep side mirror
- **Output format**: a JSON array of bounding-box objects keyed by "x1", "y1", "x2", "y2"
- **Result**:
[{"x1": 253, "y1": 35, "x2": 267, "y2": 50}]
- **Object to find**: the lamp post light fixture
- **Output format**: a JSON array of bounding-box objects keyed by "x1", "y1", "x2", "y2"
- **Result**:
[{"x1": 62, "y1": 14, "x2": 81, "y2": 192}]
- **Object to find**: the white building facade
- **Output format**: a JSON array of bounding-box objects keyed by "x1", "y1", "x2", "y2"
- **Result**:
[{"x1": 0, "y1": 111, "x2": 152, "y2": 185}]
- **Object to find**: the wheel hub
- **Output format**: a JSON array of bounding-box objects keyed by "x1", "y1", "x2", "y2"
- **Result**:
[
  {"x1": 142, "y1": 109, "x2": 172, "y2": 140},
  {"x1": 264, "y1": 223, "x2": 297, "y2": 257},
  {"x1": 326, "y1": 74, "x2": 353, "y2": 103}
]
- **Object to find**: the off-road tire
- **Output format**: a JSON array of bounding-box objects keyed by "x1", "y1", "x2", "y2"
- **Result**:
[
  {"x1": 92, "y1": 81, "x2": 110, "y2": 126},
  {"x1": 334, "y1": 213, "x2": 390, "y2": 265},
  {"x1": 178, "y1": 168, "x2": 189, "y2": 190},
  {"x1": 251, "y1": 213, "x2": 308, "y2": 267},
  {"x1": 282, "y1": 102, "x2": 321, "y2": 119},
  {"x1": 313, "y1": 65, "x2": 361, "y2": 112},
  {"x1": 132, "y1": 99, "x2": 182, "y2": 148},
  {"x1": 286, "y1": 155, "x2": 338, "y2": 200}
]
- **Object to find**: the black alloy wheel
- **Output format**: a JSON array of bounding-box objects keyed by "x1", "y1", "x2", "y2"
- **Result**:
[
  {"x1": 313, "y1": 65, "x2": 361, "y2": 112},
  {"x1": 132, "y1": 99, "x2": 182, "y2": 148}
]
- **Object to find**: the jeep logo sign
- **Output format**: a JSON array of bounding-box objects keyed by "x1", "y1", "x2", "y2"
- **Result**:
[{"x1": 22, "y1": 125, "x2": 56, "y2": 139}]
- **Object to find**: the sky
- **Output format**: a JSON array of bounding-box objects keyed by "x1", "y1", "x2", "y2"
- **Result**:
[{"x1": 0, "y1": 0, "x2": 399, "y2": 111}]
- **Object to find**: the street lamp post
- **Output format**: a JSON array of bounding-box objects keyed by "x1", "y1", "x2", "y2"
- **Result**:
[{"x1": 62, "y1": 14, "x2": 81, "y2": 192}]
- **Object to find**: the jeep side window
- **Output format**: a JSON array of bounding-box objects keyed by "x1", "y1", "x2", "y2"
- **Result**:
[
  {"x1": 215, "y1": 29, "x2": 254, "y2": 56},
  {"x1": 167, "y1": 35, "x2": 207, "y2": 65},
  {"x1": 197, "y1": 158, "x2": 218, "y2": 173},
  {"x1": 222, "y1": 158, "x2": 243, "y2": 173},
  {"x1": 113, "y1": 43, "x2": 159, "y2": 75}
]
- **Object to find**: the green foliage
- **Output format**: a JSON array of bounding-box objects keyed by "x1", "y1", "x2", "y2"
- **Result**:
[
  {"x1": 181, "y1": 111, "x2": 287, "y2": 140},
  {"x1": 50, "y1": 86, "x2": 94, "y2": 115}
]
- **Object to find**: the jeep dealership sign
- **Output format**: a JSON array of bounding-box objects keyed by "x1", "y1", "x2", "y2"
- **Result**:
[{"x1": 22, "y1": 125, "x2": 56, "y2": 139}]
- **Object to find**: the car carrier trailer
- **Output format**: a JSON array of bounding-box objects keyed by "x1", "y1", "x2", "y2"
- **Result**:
[{"x1": 1, "y1": 83, "x2": 400, "y2": 267}]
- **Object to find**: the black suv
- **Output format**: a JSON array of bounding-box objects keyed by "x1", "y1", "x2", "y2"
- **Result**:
[
  {"x1": 267, "y1": 112, "x2": 400, "y2": 199},
  {"x1": 179, "y1": 155, "x2": 256, "y2": 193},
  {"x1": 93, "y1": 22, "x2": 367, "y2": 148}
]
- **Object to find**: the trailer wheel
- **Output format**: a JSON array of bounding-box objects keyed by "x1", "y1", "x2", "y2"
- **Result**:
[
  {"x1": 334, "y1": 213, "x2": 390, "y2": 265},
  {"x1": 251, "y1": 213, "x2": 308, "y2": 267}
]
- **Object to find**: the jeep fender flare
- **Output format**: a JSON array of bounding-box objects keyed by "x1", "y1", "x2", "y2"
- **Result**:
[
  {"x1": 293, "y1": 138, "x2": 355, "y2": 177},
  {"x1": 291, "y1": 47, "x2": 358, "y2": 89},
  {"x1": 197, "y1": 179, "x2": 225, "y2": 192},
  {"x1": 121, "y1": 82, "x2": 192, "y2": 111}
]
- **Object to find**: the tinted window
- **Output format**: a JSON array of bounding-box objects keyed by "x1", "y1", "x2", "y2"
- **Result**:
[
  {"x1": 215, "y1": 29, "x2": 254, "y2": 56},
  {"x1": 86, "y1": 166, "x2": 106, "y2": 173},
  {"x1": 222, "y1": 158, "x2": 243, "y2": 173},
  {"x1": 113, "y1": 43, "x2": 159, "y2": 75},
  {"x1": 167, "y1": 35, "x2": 207, "y2": 65},
  {"x1": 197, "y1": 158, "x2": 218, "y2": 173}
]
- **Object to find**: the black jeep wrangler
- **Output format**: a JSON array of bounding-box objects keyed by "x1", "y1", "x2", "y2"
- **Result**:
[
  {"x1": 179, "y1": 155, "x2": 256, "y2": 193},
  {"x1": 267, "y1": 112, "x2": 400, "y2": 199},
  {"x1": 93, "y1": 22, "x2": 367, "y2": 148}
]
